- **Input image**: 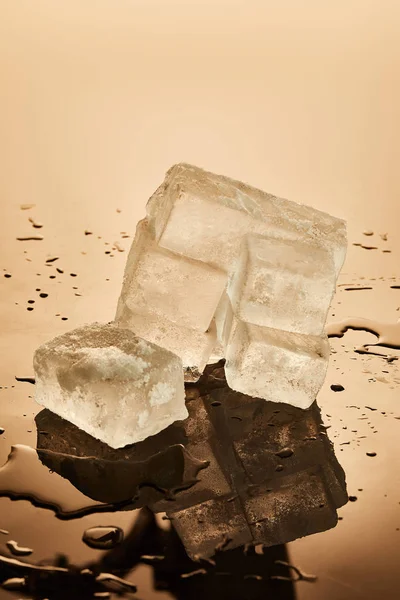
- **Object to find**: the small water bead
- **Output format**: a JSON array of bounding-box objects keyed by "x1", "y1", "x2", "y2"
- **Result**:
[
  {"x1": 82, "y1": 526, "x2": 124, "y2": 550},
  {"x1": 275, "y1": 448, "x2": 294, "y2": 459},
  {"x1": 6, "y1": 540, "x2": 33, "y2": 556}
]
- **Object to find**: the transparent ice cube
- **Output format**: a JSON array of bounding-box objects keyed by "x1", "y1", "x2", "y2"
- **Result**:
[
  {"x1": 115, "y1": 305, "x2": 217, "y2": 381},
  {"x1": 227, "y1": 233, "x2": 336, "y2": 335},
  {"x1": 117, "y1": 219, "x2": 226, "y2": 333},
  {"x1": 146, "y1": 163, "x2": 346, "y2": 274},
  {"x1": 224, "y1": 311, "x2": 330, "y2": 408}
]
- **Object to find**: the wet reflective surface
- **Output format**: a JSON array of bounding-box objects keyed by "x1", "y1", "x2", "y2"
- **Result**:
[
  {"x1": 0, "y1": 508, "x2": 298, "y2": 600},
  {"x1": 1, "y1": 214, "x2": 399, "y2": 600},
  {"x1": 0, "y1": 363, "x2": 347, "y2": 545}
]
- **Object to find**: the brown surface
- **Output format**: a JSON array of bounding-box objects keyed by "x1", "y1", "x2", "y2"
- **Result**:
[{"x1": 0, "y1": 2, "x2": 400, "y2": 598}]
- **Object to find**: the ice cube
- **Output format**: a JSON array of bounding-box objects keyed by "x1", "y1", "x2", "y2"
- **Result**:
[
  {"x1": 224, "y1": 311, "x2": 330, "y2": 408},
  {"x1": 116, "y1": 219, "x2": 226, "y2": 333},
  {"x1": 115, "y1": 305, "x2": 217, "y2": 381},
  {"x1": 227, "y1": 233, "x2": 336, "y2": 335},
  {"x1": 117, "y1": 164, "x2": 345, "y2": 395},
  {"x1": 33, "y1": 323, "x2": 187, "y2": 448},
  {"x1": 146, "y1": 163, "x2": 347, "y2": 274}
]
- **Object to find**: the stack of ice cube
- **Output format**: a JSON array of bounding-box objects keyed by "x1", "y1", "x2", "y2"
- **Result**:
[
  {"x1": 116, "y1": 163, "x2": 346, "y2": 408},
  {"x1": 33, "y1": 163, "x2": 346, "y2": 451}
]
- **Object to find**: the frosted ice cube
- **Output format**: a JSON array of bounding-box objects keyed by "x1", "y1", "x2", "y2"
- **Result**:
[
  {"x1": 117, "y1": 219, "x2": 226, "y2": 333},
  {"x1": 33, "y1": 323, "x2": 187, "y2": 448},
  {"x1": 227, "y1": 233, "x2": 336, "y2": 336},
  {"x1": 224, "y1": 311, "x2": 330, "y2": 408},
  {"x1": 146, "y1": 163, "x2": 346, "y2": 274},
  {"x1": 115, "y1": 304, "x2": 217, "y2": 381}
]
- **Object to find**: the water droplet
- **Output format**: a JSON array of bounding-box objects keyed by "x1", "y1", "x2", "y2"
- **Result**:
[
  {"x1": 330, "y1": 384, "x2": 345, "y2": 392},
  {"x1": 6, "y1": 539, "x2": 33, "y2": 556},
  {"x1": 352, "y1": 243, "x2": 378, "y2": 250},
  {"x1": 15, "y1": 377, "x2": 35, "y2": 384},
  {"x1": 82, "y1": 526, "x2": 123, "y2": 550},
  {"x1": 28, "y1": 217, "x2": 43, "y2": 228},
  {"x1": 327, "y1": 318, "x2": 400, "y2": 356},
  {"x1": 275, "y1": 448, "x2": 294, "y2": 459},
  {"x1": 2, "y1": 577, "x2": 26, "y2": 590},
  {"x1": 344, "y1": 286, "x2": 373, "y2": 291},
  {"x1": 180, "y1": 568, "x2": 207, "y2": 579}
]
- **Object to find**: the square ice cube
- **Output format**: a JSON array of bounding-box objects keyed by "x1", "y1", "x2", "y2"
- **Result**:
[
  {"x1": 227, "y1": 233, "x2": 336, "y2": 335},
  {"x1": 115, "y1": 305, "x2": 217, "y2": 381},
  {"x1": 33, "y1": 323, "x2": 188, "y2": 448},
  {"x1": 224, "y1": 314, "x2": 330, "y2": 408},
  {"x1": 118, "y1": 219, "x2": 227, "y2": 333},
  {"x1": 146, "y1": 163, "x2": 347, "y2": 274}
]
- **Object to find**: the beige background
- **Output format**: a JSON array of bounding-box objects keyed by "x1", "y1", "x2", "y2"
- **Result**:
[
  {"x1": 1, "y1": 0, "x2": 399, "y2": 229},
  {"x1": 0, "y1": 2, "x2": 399, "y2": 599},
  {"x1": 1, "y1": 0, "x2": 400, "y2": 354}
]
